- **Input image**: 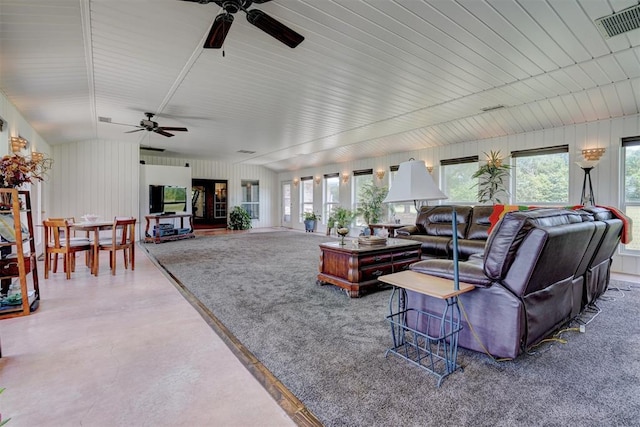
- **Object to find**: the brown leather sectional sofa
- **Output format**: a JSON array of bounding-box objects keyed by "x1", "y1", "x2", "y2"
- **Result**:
[
  {"x1": 395, "y1": 205, "x2": 494, "y2": 260},
  {"x1": 399, "y1": 206, "x2": 623, "y2": 359}
]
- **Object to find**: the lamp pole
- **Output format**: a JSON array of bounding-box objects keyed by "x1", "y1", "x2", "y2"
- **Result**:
[{"x1": 580, "y1": 166, "x2": 595, "y2": 206}]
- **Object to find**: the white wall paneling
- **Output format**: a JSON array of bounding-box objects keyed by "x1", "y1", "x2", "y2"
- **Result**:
[{"x1": 51, "y1": 140, "x2": 139, "y2": 222}]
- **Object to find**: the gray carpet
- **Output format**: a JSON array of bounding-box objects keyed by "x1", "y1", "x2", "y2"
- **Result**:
[{"x1": 144, "y1": 231, "x2": 640, "y2": 427}]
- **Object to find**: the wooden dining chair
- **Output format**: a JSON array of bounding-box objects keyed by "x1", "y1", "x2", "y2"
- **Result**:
[
  {"x1": 43, "y1": 219, "x2": 92, "y2": 280},
  {"x1": 97, "y1": 217, "x2": 136, "y2": 275},
  {"x1": 46, "y1": 217, "x2": 89, "y2": 273}
]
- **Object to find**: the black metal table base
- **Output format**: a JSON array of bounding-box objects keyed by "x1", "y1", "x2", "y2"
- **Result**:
[{"x1": 385, "y1": 287, "x2": 463, "y2": 386}]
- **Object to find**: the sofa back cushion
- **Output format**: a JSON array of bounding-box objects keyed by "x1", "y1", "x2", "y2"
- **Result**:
[
  {"x1": 483, "y1": 208, "x2": 584, "y2": 280},
  {"x1": 414, "y1": 205, "x2": 472, "y2": 239},
  {"x1": 465, "y1": 205, "x2": 494, "y2": 240}
]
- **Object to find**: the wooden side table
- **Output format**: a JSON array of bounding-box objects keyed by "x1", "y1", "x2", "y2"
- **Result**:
[
  {"x1": 379, "y1": 270, "x2": 474, "y2": 386},
  {"x1": 368, "y1": 223, "x2": 412, "y2": 237}
]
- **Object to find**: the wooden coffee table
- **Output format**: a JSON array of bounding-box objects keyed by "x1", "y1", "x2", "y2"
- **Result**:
[{"x1": 317, "y1": 238, "x2": 421, "y2": 297}]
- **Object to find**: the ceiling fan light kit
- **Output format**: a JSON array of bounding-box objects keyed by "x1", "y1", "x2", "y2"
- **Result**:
[{"x1": 184, "y1": 0, "x2": 304, "y2": 49}]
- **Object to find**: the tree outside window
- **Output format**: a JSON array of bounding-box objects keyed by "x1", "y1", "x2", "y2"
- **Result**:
[
  {"x1": 241, "y1": 180, "x2": 259, "y2": 219},
  {"x1": 622, "y1": 138, "x2": 640, "y2": 252},
  {"x1": 300, "y1": 176, "x2": 314, "y2": 218},
  {"x1": 441, "y1": 156, "x2": 479, "y2": 203},
  {"x1": 323, "y1": 174, "x2": 339, "y2": 224},
  {"x1": 513, "y1": 146, "x2": 568, "y2": 204},
  {"x1": 353, "y1": 169, "x2": 373, "y2": 226}
]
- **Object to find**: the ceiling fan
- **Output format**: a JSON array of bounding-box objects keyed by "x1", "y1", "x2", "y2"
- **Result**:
[
  {"x1": 182, "y1": 0, "x2": 304, "y2": 49},
  {"x1": 101, "y1": 113, "x2": 188, "y2": 137}
]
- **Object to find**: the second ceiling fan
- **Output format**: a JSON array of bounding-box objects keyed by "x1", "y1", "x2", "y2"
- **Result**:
[
  {"x1": 122, "y1": 112, "x2": 188, "y2": 137},
  {"x1": 183, "y1": 0, "x2": 304, "y2": 49}
]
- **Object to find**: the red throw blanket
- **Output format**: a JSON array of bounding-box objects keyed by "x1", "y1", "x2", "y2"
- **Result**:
[{"x1": 596, "y1": 205, "x2": 633, "y2": 244}]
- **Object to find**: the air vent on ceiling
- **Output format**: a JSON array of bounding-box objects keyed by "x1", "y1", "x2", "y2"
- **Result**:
[
  {"x1": 140, "y1": 146, "x2": 165, "y2": 152},
  {"x1": 98, "y1": 116, "x2": 112, "y2": 123},
  {"x1": 480, "y1": 104, "x2": 505, "y2": 112},
  {"x1": 595, "y1": 4, "x2": 640, "y2": 39},
  {"x1": 237, "y1": 149, "x2": 256, "y2": 154}
]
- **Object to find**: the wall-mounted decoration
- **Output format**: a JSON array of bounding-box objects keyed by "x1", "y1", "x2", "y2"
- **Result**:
[{"x1": 10, "y1": 136, "x2": 28, "y2": 153}]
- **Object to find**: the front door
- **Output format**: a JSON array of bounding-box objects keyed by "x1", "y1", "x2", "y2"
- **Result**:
[
  {"x1": 281, "y1": 181, "x2": 292, "y2": 228},
  {"x1": 192, "y1": 179, "x2": 227, "y2": 228}
]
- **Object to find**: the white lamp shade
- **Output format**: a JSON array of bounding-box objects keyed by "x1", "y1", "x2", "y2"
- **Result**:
[
  {"x1": 383, "y1": 160, "x2": 448, "y2": 204},
  {"x1": 575, "y1": 160, "x2": 599, "y2": 169}
]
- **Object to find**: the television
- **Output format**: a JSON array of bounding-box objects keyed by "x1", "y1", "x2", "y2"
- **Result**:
[{"x1": 149, "y1": 185, "x2": 187, "y2": 214}]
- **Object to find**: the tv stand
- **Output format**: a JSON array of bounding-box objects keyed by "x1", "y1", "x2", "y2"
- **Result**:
[{"x1": 144, "y1": 213, "x2": 195, "y2": 244}]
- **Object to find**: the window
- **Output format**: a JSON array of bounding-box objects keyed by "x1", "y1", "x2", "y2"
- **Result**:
[
  {"x1": 241, "y1": 180, "x2": 259, "y2": 219},
  {"x1": 352, "y1": 169, "x2": 373, "y2": 226},
  {"x1": 282, "y1": 182, "x2": 291, "y2": 223},
  {"x1": 622, "y1": 136, "x2": 640, "y2": 252},
  {"x1": 387, "y1": 165, "x2": 417, "y2": 224},
  {"x1": 300, "y1": 176, "x2": 314, "y2": 219},
  {"x1": 440, "y1": 156, "x2": 479, "y2": 203},
  {"x1": 512, "y1": 145, "x2": 569, "y2": 204},
  {"x1": 323, "y1": 173, "x2": 339, "y2": 224}
]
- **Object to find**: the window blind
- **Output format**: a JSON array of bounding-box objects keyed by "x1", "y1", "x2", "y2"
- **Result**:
[
  {"x1": 353, "y1": 168, "x2": 373, "y2": 176},
  {"x1": 440, "y1": 155, "x2": 478, "y2": 166},
  {"x1": 511, "y1": 145, "x2": 568, "y2": 158},
  {"x1": 622, "y1": 136, "x2": 640, "y2": 147}
]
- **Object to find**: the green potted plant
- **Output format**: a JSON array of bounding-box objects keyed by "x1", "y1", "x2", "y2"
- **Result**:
[
  {"x1": 471, "y1": 150, "x2": 511, "y2": 204},
  {"x1": 302, "y1": 211, "x2": 321, "y2": 232},
  {"x1": 330, "y1": 206, "x2": 355, "y2": 228},
  {"x1": 228, "y1": 206, "x2": 252, "y2": 230},
  {"x1": 356, "y1": 183, "x2": 388, "y2": 226}
]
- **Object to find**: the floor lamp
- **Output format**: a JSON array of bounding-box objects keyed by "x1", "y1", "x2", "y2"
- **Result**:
[
  {"x1": 577, "y1": 148, "x2": 605, "y2": 206},
  {"x1": 578, "y1": 165, "x2": 596, "y2": 205},
  {"x1": 383, "y1": 159, "x2": 461, "y2": 290}
]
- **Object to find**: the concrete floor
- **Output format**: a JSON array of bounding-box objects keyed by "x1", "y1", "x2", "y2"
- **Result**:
[
  {"x1": 0, "y1": 246, "x2": 296, "y2": 426},
  {"x1": 1, "y1": 231, "x2": 637, "y2": 426}
]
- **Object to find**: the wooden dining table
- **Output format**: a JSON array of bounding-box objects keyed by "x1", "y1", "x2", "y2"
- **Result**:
[{"x1": 71, "y1": 220, "x2": 113, "y2": 276}]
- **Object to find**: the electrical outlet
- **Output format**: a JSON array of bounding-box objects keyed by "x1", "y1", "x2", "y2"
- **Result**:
[{"x1": 579, "y1": 325, "x2": 586, "y2": 333}]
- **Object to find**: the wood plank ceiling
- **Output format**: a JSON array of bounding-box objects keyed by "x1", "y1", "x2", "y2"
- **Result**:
[{"x1": 1, "y1": 0, "x2": 639, "y2": 172}]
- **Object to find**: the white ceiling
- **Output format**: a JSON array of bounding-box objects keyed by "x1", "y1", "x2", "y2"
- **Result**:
[{"x1": 1, "y1": 0, "x2": 639, "y2": 172}]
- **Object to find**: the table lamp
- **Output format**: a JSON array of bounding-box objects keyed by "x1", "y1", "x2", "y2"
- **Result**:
[{"x1": 383, "y1": 159, "x2": 460, "y2": 290}]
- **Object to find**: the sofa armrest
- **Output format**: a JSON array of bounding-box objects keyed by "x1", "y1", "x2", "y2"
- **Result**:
[
  {"x1": 396, "y1": 225, "x2": 419, "y2": 236},
  {"x1": 410, "y1": 259, "x2": 493, "y2": 287}
]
